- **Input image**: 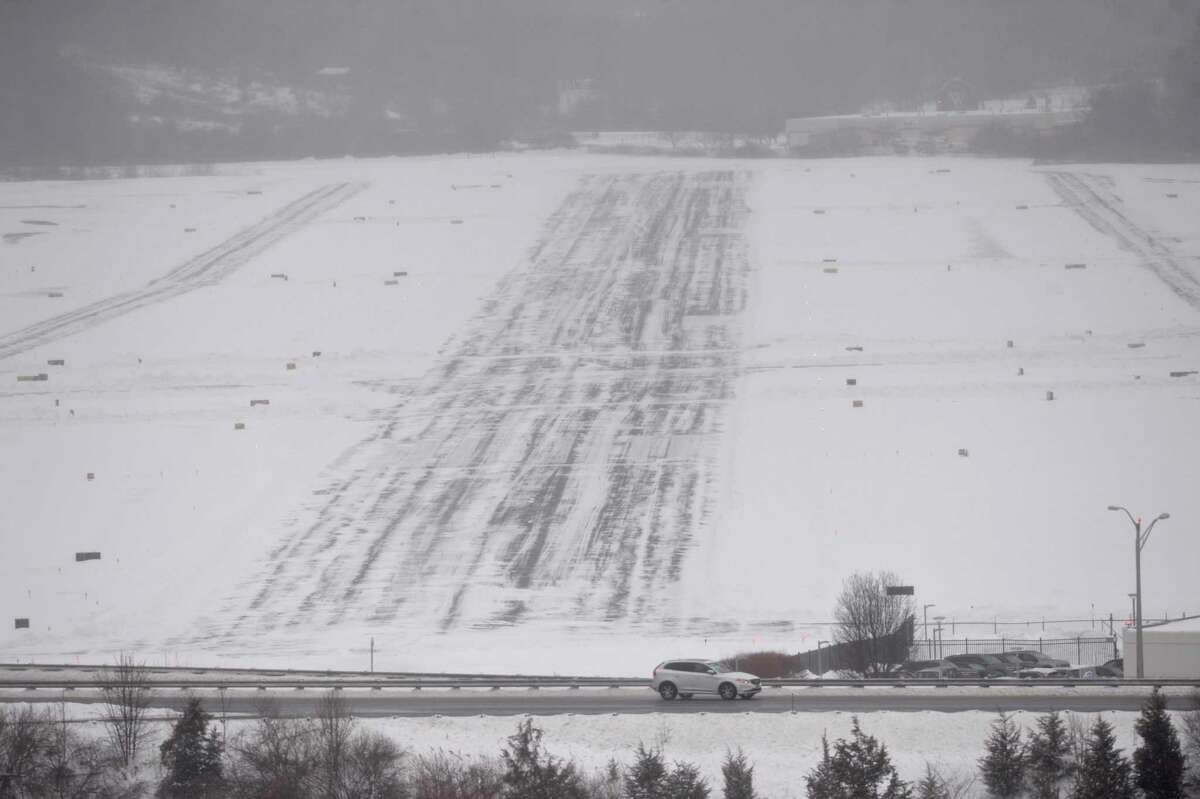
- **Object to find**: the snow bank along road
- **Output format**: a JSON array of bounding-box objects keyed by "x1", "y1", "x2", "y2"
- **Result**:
[{"x1": 201, "y1": 170, "x2": 750, "y2": 647}]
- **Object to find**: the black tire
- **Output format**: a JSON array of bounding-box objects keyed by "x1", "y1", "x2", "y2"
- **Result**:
[
  {"x1": 679, "y1": 693, "x2": 694, "y2": 700},
  {"x1": 658, "y1": 682, "x2": 678, "y2": 700},
  {"x1": 718, "y1": 682, "x2": 737, "y2": 700}
]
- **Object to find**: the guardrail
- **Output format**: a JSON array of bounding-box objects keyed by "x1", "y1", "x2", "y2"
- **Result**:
[
  {"x1": 0, "y1": 663, "x2": 591, "y2": 681},
  {"x1": 3, "y1": 677, "x2": 1199, "y2": 692}
]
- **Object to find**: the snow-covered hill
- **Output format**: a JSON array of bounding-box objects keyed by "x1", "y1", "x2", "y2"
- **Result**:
[{"x1": 1, "y1": 154, "x2": 1197, "y2": 674}]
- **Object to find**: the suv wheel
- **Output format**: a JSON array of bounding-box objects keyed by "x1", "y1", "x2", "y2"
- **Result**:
[
  {"x1": 658, "y1": 682, "x2": 678, "y2": 700},
  {"x1": 718, "y1": 682, "x2": 737, "y2": 700}
]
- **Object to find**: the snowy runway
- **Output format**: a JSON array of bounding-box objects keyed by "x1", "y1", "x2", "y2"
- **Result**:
[{"x1": 205, "y1": 170, "x2": 751, "y2": 649}]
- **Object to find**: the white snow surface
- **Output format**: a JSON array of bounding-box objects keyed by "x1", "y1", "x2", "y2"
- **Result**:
[
  {"x1": 358, "y1": 708, "x2": 1163, "y2": 799},
  {"x1": 2, "y1": 154, "x2": 1198, "y2": 674}
]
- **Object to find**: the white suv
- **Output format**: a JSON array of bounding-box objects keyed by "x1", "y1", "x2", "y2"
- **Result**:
[{"x1": 652, "y1": 660, "x2": 762, "y2": 700}]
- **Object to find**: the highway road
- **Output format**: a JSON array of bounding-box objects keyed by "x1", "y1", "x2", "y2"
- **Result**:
[{"x1": 4, "y1": 685, "x2": 1190, "y2": 719}]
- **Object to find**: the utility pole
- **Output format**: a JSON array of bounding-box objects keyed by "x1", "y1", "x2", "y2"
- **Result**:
[
  {"x1": 923, "y1": 603, "x2": 936, "y2": 657},
  {"x1": 370, "y1": 637, "x2": 374, "y2": 673},
  {"x1": 1108, "y1": 505, "x2": 1170, "y2": 678}
]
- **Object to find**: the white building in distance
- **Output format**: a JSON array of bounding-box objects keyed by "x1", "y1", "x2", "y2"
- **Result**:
[{"x1": 1124, "y1": 615, "x2": 1200, "y2": 679}]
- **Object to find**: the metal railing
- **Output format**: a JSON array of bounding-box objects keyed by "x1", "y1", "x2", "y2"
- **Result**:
[{"x1": 3, "y1": 676, "x2": 1199, "y2": 692}]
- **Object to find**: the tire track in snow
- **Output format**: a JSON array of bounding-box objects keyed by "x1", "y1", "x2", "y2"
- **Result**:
[
  {"x1": 1046, "y1": 171, "x2": 1200, "y2": 312},
  {"x1": 0, "y1": 182, "x2": 365, "y2": 361},
  {"x1": 202, "y1": 171, "x2": 752, "y2": 648}
]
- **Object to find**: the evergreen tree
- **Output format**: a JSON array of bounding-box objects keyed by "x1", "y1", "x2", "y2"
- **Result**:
[
  {"x1": 915, "y1": 765, "x2": 949, "y2": 799},
  {"x1": 500, "y1": 718, "x2": 587, "y2": 799},
  {"x1": 592, "y1": 758, "x2": 624, "y2": 799},
  {"x1": 722, "y1": 748, "x2": 756, "y2": 799},
  {"x1": 1184, "y1": 689, "x2": 1200, "y2": 791},
  {"x1": 626, "y1": 743, "x2": 669, "y2": 799},
  {"x1": 664, "y1": 761, "x2": 710, "y2": 799},
  {"x1": 157, "y1": 697, "x2": 223, "y2": 798},
  {"x1": 624, "y1": 744, "x2": 712, "y2": 799},
  {"x1": 805, "y1": 717, "x2": 913, "y2": 799},
  {"x1": 1133, "y1": 689, "x2": 1186, "y2": 799},
  {"x1": 1072, "y1": 717, "x2": 1134, "y2": 799},
  {"x1": 1026, "y1": 711, "x2": 1071, "y2": 799},
  {"x1": 978, "y1": 712, "x2": 1025, "y2": 797}
]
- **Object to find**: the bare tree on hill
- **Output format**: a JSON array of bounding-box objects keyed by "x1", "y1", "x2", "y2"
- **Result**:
[
  {"x1": 833, "y1": 571, "x2": 915, "y2": 675},
  {"x1": 95, "y1": 653, "x2": 152, "y2": 773}
]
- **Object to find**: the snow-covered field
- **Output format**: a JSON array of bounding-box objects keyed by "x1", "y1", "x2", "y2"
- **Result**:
[
  {"x1": 347, "y1": 708, "x2": 1167, "y2": 798},
  {"x1": 2, "y1": 153, "x2": 1198, "y2": 674}
]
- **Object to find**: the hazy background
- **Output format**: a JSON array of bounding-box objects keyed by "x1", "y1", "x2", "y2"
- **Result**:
[{"x1": 2, "y1": 0, "x2": 1199, "y2": 164}]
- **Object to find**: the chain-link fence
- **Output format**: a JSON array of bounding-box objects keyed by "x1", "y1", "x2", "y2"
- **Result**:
[{"x1": 909, "y1": 636, "x2": 1118, "y2": 665}]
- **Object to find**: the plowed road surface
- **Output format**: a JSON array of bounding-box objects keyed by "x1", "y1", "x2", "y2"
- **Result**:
[{"x1": 4, "y1": 687, "x2": 1177, "y2": 718}]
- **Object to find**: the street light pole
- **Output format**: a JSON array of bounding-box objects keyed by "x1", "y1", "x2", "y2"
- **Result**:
[{"x1": 1108, "y1": 505, "x2": 1170, "y2": 678}]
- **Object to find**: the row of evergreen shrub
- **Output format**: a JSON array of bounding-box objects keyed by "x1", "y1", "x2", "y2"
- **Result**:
[{"x1": 3, "y1": 688, "x2": 1198, "y2": 797}]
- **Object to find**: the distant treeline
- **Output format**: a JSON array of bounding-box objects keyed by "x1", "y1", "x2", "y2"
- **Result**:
[{"x1": 1, "y1": 0, "x2": 1199, "y2": 165}]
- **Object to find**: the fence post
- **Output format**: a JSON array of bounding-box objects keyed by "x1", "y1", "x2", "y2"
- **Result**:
[
  {"x1": 1039, "y1": 637, "x2": 1043, "y2": 652},
  {"x1": 1076, "y1": 637, "x2": 1081, "y2": 664}
]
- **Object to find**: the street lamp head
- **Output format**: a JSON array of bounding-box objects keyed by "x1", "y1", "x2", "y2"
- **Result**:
[
  {"x1": 1107, "y1": 505, "x2": 1122, "y2": 512},
  {"x1": 1157, "y1": 512, "x2": 1170, "y2": 520}
]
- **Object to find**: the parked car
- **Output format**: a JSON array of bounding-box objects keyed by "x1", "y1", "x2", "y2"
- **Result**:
[
  {"x1": 914, "y1": 663, "x2": 963, "y2": 679},
  {"x1": 1099, "y1": 658, "x2": 1124, "y2": 678},
  {"x1": 1049, "y1": 666, "x2": 1098, "y2": 678},
  {"x1": 942, "y1": 658, "x2": 988, "y2": 678},
  {"x1": 1016, "y1": 667, "x2": 1058, "y2": 679},
  {"x1": 946, "y1": 654, "x2": 1011, "y2": 678},
  {"x1": 993, "y1": 653, "x2": 1027, "y2": 672},
  {"x1": 651, "y1": 660, "x2": 762, "y2": 700},
  {"x1": 995, "y1": 650, "x2": 1070, "y2": 669},
  {"x1": 892, "y1": 660, "x2": 961, "y2": 679}
]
